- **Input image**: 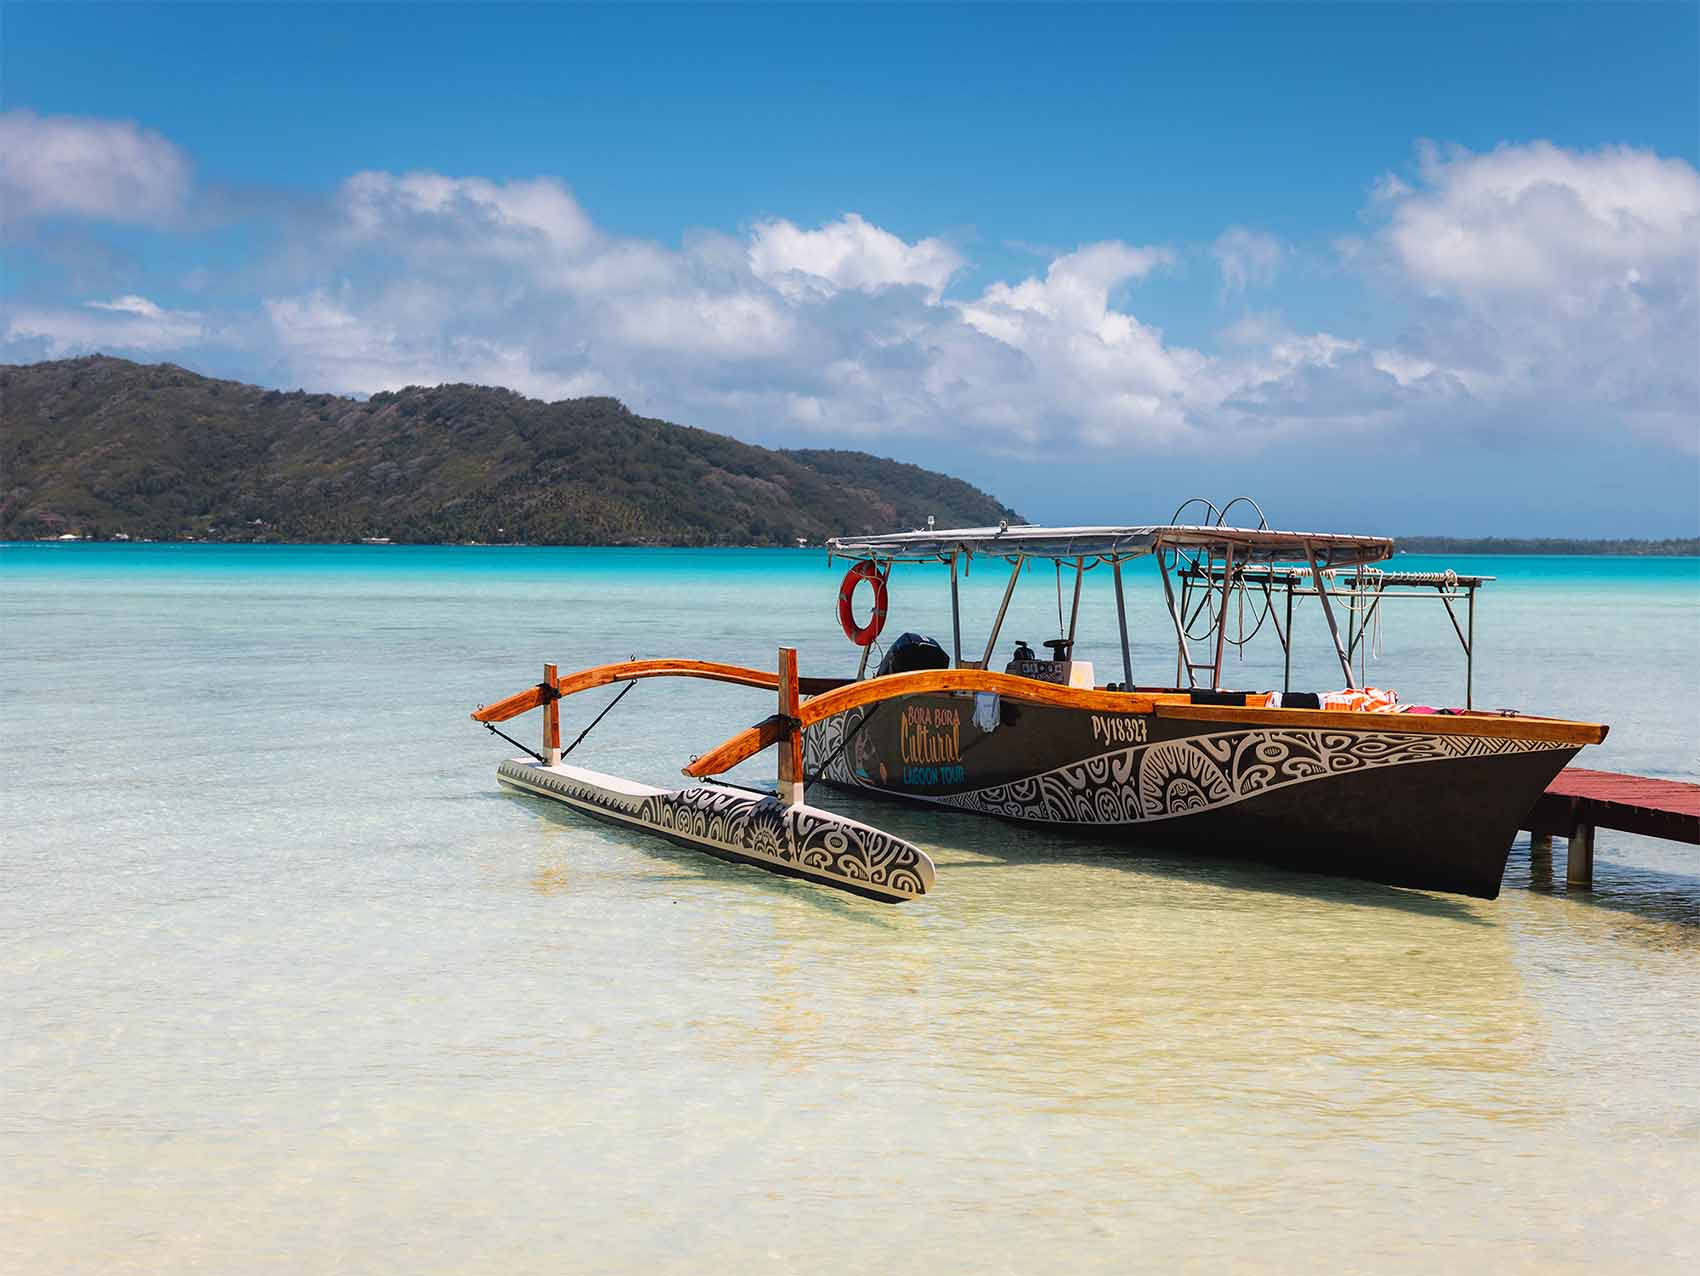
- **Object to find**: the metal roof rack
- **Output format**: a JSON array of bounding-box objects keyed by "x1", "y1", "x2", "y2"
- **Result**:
[{"x1": 827, "y1": 522, "x2": 1394, "y2": 570}]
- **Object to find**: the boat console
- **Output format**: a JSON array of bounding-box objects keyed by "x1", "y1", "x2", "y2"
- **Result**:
[{"x1": 1005, "y1": 639, "x2": 1094, "y2": 689}]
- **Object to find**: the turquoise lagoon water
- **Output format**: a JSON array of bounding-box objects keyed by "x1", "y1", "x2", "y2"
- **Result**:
[{"x1": 3, "y1": 543, "x2": 1698, "y2": 1273}]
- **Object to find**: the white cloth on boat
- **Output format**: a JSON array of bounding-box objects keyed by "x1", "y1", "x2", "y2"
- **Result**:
[{"x1": 973, "y1": 692, "x2": 1001, "y2": 733}]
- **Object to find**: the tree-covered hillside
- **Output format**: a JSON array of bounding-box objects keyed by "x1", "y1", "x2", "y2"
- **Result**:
[{"x1": 0, "y1": 356, "x2": 1021, "y2": 543}]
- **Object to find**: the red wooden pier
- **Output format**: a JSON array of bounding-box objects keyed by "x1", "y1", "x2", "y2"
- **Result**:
[{"x1": 1522, "y1": 768, "x2": 1700, "y2": 886}]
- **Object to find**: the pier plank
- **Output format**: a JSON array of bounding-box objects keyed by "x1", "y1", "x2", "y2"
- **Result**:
[{"x1": 1525, "y1": 767, "x2": 1700, "y2": 846}]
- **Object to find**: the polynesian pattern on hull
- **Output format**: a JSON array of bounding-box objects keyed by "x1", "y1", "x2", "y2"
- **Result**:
[
  {"x1": 804, "y1": 707, "x2": 876, "y2": 788},
  {"x1": 805, "y1": 716, "x2": 1564, "y2": 827},
  {"x1": 496, "y1": 759, "x2": 933, "y2": 898}
]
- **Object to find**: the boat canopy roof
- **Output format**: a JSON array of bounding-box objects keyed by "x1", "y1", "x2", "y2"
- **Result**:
[{"x1": 828, "y1": 523, "x2": 1396, "y2": 569}]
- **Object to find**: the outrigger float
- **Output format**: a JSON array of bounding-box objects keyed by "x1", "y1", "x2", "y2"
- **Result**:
[{"x1": 472, "y1": 501, "x2": 1608, "y2": 903}]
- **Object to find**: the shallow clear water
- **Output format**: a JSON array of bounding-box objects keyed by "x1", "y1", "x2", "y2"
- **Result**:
[{"x1": 3, "y1": 544, "x2": 1698, "y2": 1272}]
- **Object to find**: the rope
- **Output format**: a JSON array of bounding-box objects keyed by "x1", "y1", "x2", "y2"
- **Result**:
[
  {"x1": 562, "y1": 680, "x2": 636, "y2": 757},
  {"x1": 478, "y1": 655, "x2": 638, "y2": 764},
  {"x1": 705, "y1": 777, "x2": 782, "y2": 798},
  {"x1": 1341, "y1": 567, "x2": 1386, "y2": 660},
  {"x1": 482, "y1": 721, "x2": 544, "y2": 762}
]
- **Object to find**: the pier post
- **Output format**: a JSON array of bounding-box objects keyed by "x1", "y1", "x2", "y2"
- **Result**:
[
  {"x1": 543, "y1": 663, "x2": 561, "y2": 767},
  {"x1": 1566, "y1": 825, "x2": 1595, "y2": 888},
  {"x1": 1529, "y1": 832, "x2": 1554, "y2": 888},
  {"x1": 1527, "y1": 833, "x2": 1554, "y2": 889},
  {"x1": 777, "y1": 646, "x2": 804, "y2": 807}
]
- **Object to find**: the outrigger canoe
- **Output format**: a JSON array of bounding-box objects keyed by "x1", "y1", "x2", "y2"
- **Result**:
[{"x1": 473, "y1": 503, "x2": 1607, "y2": 902}]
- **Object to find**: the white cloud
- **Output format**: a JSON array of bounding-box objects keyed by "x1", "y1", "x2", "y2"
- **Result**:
[
  {"x1": 1366, "y1": 140, "x2": 1699, "y2": 449},
  {"x1": 263, "y1": 291, "x2": 392, "y2": 363},
  {"x1": 4, "y1": 295, "x2": 203, "y2": 355},
  {"x1": 85, "y1": 294, "x2": 177, "y2": 319},
  {"x1": 1384, "y1": 140, "x2": 1699, "y2": 298},
  {"x1": 952, "y1": 242, "x2": 1200, "y2": 447},
  {"x1": 968, "y1": 242, "x2": 1171, "y2": 327},
  {"x1": 0, "y1": 110, "x2": 192, "y2": 226},
  {"x1": 3, "y1": 125, "x2": 1694, "y2": 466},
  {"x1": 749, "y1": 213, "x2": 962, "y2": 301},
  {"x1": 1369, "y1": 173, "x2": 1412, "y2": 203},
  {"x1": 261, "y1": 287, "x2": 601, "y2": 400},
  {"x1": 340, "y1": 170, "x2": 598, "y2": 261},
  {"x1": 610, "y1": 290, "x2": 796, "y2": 358},
  {"x1": 1217, "y1": 310, "x2": 1287, "y2": 348},
  {"x1": 1213, "y1": 226, "x2": 1286, "y2": 294}
]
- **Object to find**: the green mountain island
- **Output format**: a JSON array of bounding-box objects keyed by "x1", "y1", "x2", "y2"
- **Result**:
[{"x1": 1, "y1": 356, "x2": 1021, "y2": 544}]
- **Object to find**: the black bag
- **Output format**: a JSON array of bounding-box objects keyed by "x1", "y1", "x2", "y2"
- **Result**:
[{"x1": 877, "y1": 632, "x2": 951, "y2": 676}]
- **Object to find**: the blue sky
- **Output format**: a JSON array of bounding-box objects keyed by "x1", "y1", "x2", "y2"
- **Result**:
[{"x1": 4, "y1": 2, "x2": 1697, "y2": 534}]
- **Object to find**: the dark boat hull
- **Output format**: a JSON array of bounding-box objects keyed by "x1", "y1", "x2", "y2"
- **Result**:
[{"x1": 803, "y1": 694, "x2": 1579, "y2": 898}]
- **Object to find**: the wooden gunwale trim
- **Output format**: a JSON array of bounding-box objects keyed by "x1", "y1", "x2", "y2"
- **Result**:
[
  {"x1": 1155, "y1": 702, "x2": 1608, "y2": 745},
  {"x1": 480, "y1": 660, "x2": 1608, "y2": 765},
  {"x1": 686, "y1": 671, "x2": 1163, "y2": 776},
  {"x1": 798, "y1": 670, "x2": 1158, "y2": 722},
  {"x1": 471, "y1": 659, "x2": 847, "y2": 723},
  {"x1": 683, "y1": 668, "x2": 1609, "y2": 776}
]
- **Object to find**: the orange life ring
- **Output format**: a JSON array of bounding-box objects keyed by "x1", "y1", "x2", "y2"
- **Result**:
[{"x1": 837, "y1": 561, "x2": 889, "y2": 646}]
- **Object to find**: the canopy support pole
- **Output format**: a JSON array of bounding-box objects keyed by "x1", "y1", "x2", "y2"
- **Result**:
[
  {"x1": 980, "y1": 555, "x2": 1024, "y2": 669},
  {"x1": 1304, "y1": 541, "x2": 1355, "y2": 689},
  {"x1": 1211, "y1": 544, "x2": 1237, "y2": 690},
  {"x1": 1466, "y1": 587, "x2": 1476, "y2": 710},
  {"x1": 1282, "y1": 583, "x2": 1295, "y2": 693},
  {"x1": 1156, "y1": 551, "x2": 1193, "y2": 688},
  {"x1": 1065, "y1": 555, "x2": 1085, "y2": 647},
  {"x1": 950, "y1": 551, "x2": 963, "y2": 667},
  {"x1": 1112, "y1": 558, "x2": 1134, "y2": 689},
  {"x1": 1346, "y1": 586, "x2": 1357, "y2": 682}
]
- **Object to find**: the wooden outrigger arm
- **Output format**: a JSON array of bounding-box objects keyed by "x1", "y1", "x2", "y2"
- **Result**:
[
  {"x1": 471, "y1": 658, "x2": 848, "y2": 725},
  {"x1": 480, "y1": 649, "x2": 936, "y2": 903}
]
